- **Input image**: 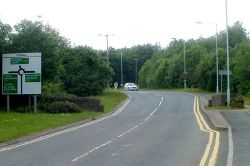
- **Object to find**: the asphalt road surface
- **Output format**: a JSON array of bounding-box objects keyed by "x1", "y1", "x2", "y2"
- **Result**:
[{"x1": 0, "y1": 91, "x2": 220, "y2": 166}]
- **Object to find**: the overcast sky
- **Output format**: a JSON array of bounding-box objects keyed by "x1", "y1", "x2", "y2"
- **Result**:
[{"x1": 0, "y1": 0, "x2": 249, "y2": 50}]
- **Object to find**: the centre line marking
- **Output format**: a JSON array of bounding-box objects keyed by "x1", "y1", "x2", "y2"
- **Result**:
[
  {"x1": 72, "y1": 140, "x2": 112, "y2": 162},
  {"x1": 118, "y1": 125, "x2": 139, "y2": 138},
  {"x1": 0, "y1": 96, "x2": 131, "y2": 153}
]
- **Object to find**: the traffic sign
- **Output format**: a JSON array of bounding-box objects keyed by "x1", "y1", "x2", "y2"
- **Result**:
[
  {"x1": 219, "y1": 70, "x2": 232, "y2": 76},
  {"x1": 2, "y1": 53, "x2": 42, "y2": 95}
]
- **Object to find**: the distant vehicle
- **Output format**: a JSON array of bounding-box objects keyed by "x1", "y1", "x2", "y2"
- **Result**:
[{"x1": 124, "y1": 83, "x2": 139, "y2": 91}]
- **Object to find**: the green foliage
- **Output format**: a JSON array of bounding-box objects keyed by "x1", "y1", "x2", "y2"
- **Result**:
[
  {"x1": 91, "y1": 90, "x2": 127, "y2": 113},
  {"x1": 60, "y1": 46, "x2": 113, "y2": 96},
  {"x1": 230, "y1": 96, "x2": 244, "y2": 108},
  {"x1": 10, "y1": 20, "x2": 69, "y2": 82},
  {"x1": 42, "y1": 81, "x2": 73, "y2": 97},
  {"x1": 1, "y1": 19, "x2": 250, "y2": 98},
  {"x1": 0, "y1": 21, "x2": 12, "y2": 93},
  {"x1": 46, "y1": 101, "x2": 82, "y2": 113},
  {"x1": 138, "y1": 21, "x2": 250, "y2": 95},
  {"x1": 0, "y1": 91, "x2": 126, "y2": 143},
  {"x1": 109, "y1": 44, "x2": 158, "y2": 85},
  {"x1": 232, "y1": 40, "x2": 250, "y2": 94}
]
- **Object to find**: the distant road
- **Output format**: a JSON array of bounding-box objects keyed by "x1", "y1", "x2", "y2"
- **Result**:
[{"x1": 0, "y1": 91, "x2": 221, "y2": 166}]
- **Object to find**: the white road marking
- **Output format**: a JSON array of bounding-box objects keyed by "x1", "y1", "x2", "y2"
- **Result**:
[
  {"x1": 150, "y1": 108, "x2": 158, "y2": 116},
  {"x1": 227, "y1": 126, "x2": 234, "y2": 166},
  {"x1": 144, "y1": 116, "x2": 151, "y2": 122},
  {"x1": 72, "y1": 94, "x2": 164, "y2": 162},
  {"x1": 111, "y1": 144, "x2": 134, "y2": 156},
  {"x1": 118, "y1": 125, "x2": 138, "y2": 138},
  {"x1": 0, "y1": 96, "x2": 131, "y2": 153},
  {"x1": 72, "y1": 140, "x2": 112, "y2": 162}
]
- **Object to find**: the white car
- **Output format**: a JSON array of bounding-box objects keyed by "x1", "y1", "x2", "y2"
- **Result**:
[{"x1": 124, "y1": 83, "x2": 139, "y2": 91}]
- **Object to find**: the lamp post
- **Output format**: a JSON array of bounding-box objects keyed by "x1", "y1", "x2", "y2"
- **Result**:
[
  {"x1": 225, "y1": 0, "x2": 230, "y2": 106},
  {"x1": 134, "y1": 59, "x2": 139, "y2": 85},
  {"x1": 172, "y1": 38, "x2": 187, "y2": 88},
  {"x1": 98, "y1": 34, "x2": 114, "y2": 66},
  {"x1": 196, "y1": 21, "x2": 219, "y2": 93},
  {"x1": 120, "y1": 51, "x2": 123, "y2": 87}
]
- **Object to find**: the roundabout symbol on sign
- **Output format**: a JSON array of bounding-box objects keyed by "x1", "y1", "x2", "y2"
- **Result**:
[{"x1": 8, "y1": 65, "x2": 35, "y2": 94}]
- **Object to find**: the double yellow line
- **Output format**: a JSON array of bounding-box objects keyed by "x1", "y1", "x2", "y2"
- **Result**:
[{"x1": 193, "y1": 96, "x2": 220, "y2": 166}]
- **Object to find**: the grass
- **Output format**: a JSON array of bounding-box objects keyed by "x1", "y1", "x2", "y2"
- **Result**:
[
  {"x1": 244, "y1": 95, "x2": 250, "y2": 105},
  {"x1": 205, "y1": 106, "x2": 243, "y2": 110},
  {"x1": 143, "y1": 88, "x2": 214, "y2": 94},
  {"x1": 0, "y1": 91, "x2": 127, "y2": 143},
  {"x1": 91, "y1": 90, "x2": 127, "y2": 113}
]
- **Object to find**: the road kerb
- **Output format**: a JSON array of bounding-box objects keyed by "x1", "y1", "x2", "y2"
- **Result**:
[{"x1": 0, "y1": 94, "x2": 131, "y2": 151}]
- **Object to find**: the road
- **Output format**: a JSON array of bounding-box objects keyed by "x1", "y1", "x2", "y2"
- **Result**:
[
  {"x1": 221, "y1": 111, "x2": 250, "y2": 166},
  {"x1": 0, "y1": 91, "x2": 221, "y2": 166}
]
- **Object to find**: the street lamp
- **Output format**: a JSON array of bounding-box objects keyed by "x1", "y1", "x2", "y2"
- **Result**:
[
  {"x1": 196, "y1": 21, "x2": 219, "y2": 93},
  {"x1": 98, "y1": 34, "x2": 114, "y2": 66},
  {"x1": 134, "y1": 59, "x2": 139, "y2": 85},
  {"x1": 120, "y1": 51, "x2": 123, "y2": 87},
  {"x1": 225, "y1": 0, "x2": 230, "y2": 106},
  {"x1": 172, "y1": 38, "x2": 187, "y2": 88}
]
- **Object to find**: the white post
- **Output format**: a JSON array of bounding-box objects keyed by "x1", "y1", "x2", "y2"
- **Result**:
[
  {"x1": 106, "y1": 35, "x2": 109, "y2": 65},
  {"x1": 184, "y1": 40, "x2": 187, "y2": 89},
  {"x1": 221, "y1": 74, "x2": 223, "y2": 92},
  {"x1": 216, "y1": 24, "x2": 219, "y2": 93},
  {"x1": 225, "y1": 0, "x2": 230, "y2": 106},
  {"x1": 134, "y1": 59, "x2": 139, "y2": 84},
  {"x1": 34, "y1": 95, "x2": 37, "y2": 113},
  {"x1": 7, "y1": 95, "x2": 10, "y2": 112},
  {"x1": 121, "y1": 51, "x2": 123, "y2": 87}
]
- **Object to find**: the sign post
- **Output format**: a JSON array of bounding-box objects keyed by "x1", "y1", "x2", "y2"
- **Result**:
[
  {"x1": 219, "y1": 70, "x2": 231, "y2": 93},
  {"x1": 2, "y1": 53, "x2": 42, "y2": 113}
]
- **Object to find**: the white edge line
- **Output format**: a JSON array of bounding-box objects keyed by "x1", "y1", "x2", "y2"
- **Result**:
[
  {"x1": 0, "y1": 96, "x2": 132, "y2": 153},
  {"x1": 227, "y1": 125, "x2": 234, "y2": 166}
]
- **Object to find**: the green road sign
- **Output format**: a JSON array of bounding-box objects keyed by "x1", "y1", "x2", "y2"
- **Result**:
[
  {"x1": 3, "y1": 74, "x2": 18, "y2": 94},
  {"x1": 10, "y1": 58, "x2": 29, "y2": 64},
  {"x1": 25, "y1": 74, "x2": 41, "y2": 82}
]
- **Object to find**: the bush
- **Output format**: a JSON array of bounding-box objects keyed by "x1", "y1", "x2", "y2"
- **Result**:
[
  {"x1": 231, "y1": 96, "x2": 244, "y2": 108},
  {"x1": 42, "y1": 81, "x2": 73, "y2": 97},
  {"x1": 46, "y1": 101, "x2": 82, "y2": 114},
  {"x1": 39, "y1": 96, "x2": 103, "y2": 112}
]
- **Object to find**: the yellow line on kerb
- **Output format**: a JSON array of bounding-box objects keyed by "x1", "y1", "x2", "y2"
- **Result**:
[{"x1": 193, "y1": 96, "x2": 220, "y2": 166}]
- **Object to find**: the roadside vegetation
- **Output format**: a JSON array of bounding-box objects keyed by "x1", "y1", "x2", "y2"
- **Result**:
[
  {"x1": 244, "y1": 94, "x2": 250, "y2": 105},
  {"x1": 205, "y1": 106, "x2": 244, "y2": 111},
  {"x1": 0, "y1": 18, "x2": 250, "y2": 142},
  {"x1": 0, "y1": 91, "x2": 127, "y2": 143}
]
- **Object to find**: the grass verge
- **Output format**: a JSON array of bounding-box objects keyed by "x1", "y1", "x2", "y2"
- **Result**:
[
  {"x1": 143, "y1": 88, "x2": 214, "y2": 94},
  {"x1": 0, "y1": 91, "x2": 127, "y2": 143},
  {"x1": 244, "y1": 95, "x2": 250, "y2": 105},
  {"x1": 205, "y1": 106, "x2": 244, "y2": 111}
]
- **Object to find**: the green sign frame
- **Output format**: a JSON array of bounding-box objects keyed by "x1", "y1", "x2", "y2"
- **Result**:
[
  {"x1": 10, "y1": 58, "x2": 29, "y2": 65},
  {"x1": 2, "y1": 74, "x2": 18, "y2": 94}
]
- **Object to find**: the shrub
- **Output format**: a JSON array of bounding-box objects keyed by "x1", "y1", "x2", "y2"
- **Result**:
[
  {"x1": 231, "y1": 96, "x2": 244, "y2": 108},
  {"x1": 42, "y1": 81, "x2": 72, "y2": 97},
  {"x1": 39, "y1": 96, "x2": 103, "y2": 112},
  {"x1": 46, "y1": 101, "x2": 82, "y2": 114}
]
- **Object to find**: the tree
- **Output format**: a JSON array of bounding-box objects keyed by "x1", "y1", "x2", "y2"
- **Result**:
[
  {"x1": 60, "y1": 46, "x2": 113, "y2": 96},
  {"x1": 232, "y1": 40, "x2": 250, "y2": 94},
  {"x1": 0, "y1": 21, "x2": 12, "y2": 94},
  {"x1": 10, "y1": 20, "x2": 69, "y2": 82}
]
